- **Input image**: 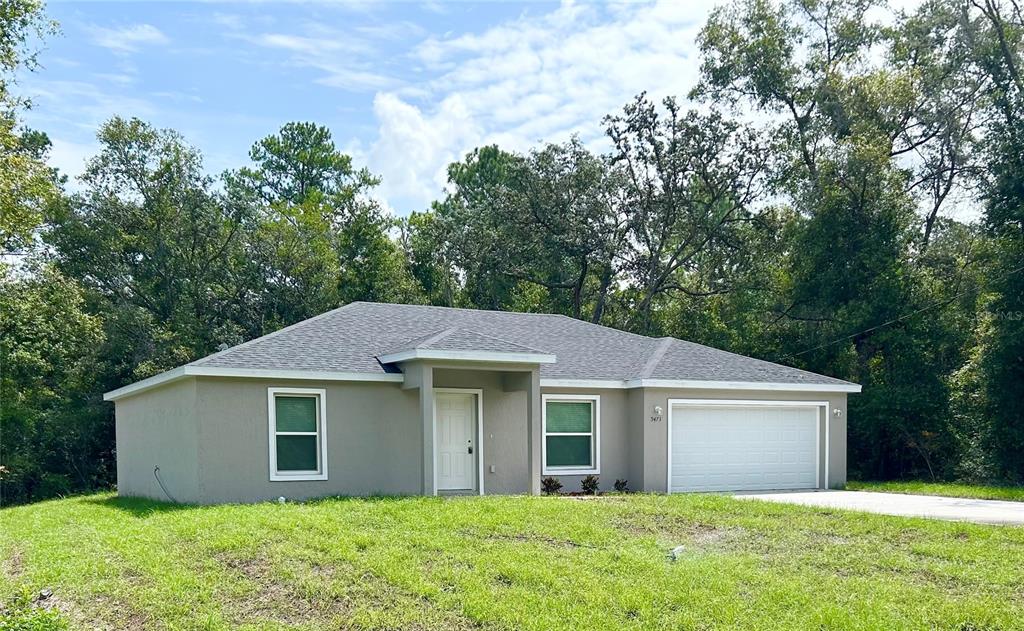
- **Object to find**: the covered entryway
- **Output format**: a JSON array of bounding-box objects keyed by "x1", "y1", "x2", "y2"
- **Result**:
[
  {"x1": 668, "y1": 400, "x2": 824, "y2": 493},
  {"x1": 434, "y1": 389, "x2": 481, "y2": 492}
]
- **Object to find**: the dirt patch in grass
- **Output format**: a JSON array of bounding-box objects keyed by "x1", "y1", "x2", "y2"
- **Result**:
[
  {"x1": 76, "y1": 594, "x2": 150, "y2": 631},
  {"x1": 615, "y1": 514, "x2": 747, "y2": 548},
  {"x1": 688, "y1": 523, "x2": 742, "y2": 546},
  {"x1": 482, "y1": 532, "x2": 596, "y2": 549},
  {"x1": 218, "y1": 553, "x2": 336, "y2": 626},
  {"x1": 36, "y1": 589, "x2": 149, "y2": 631},
  {"x1": 216, "y1": 552, "x2": 483, "y2": 630},
  {"x1": 1, "y1": 548, "x2": 24, "y2": 579}
]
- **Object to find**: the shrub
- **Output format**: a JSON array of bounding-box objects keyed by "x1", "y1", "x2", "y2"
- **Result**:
[
  {"x1": 581, "y1": 474, "x2": 599, "y2": 495},
  {"x1": 541, "y1": 476, "x2": 563, "y2": 495},
  {"x1": 613, "y1": 479, "x2": 629, "y2": 492},
  {"x1": 0, "y1": 588, "x2": 68, "y2": 631}
]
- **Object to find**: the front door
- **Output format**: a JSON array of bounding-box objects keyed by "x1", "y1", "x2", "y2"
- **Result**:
[{"x1": 436, "y1": 392, "x2": 476, "y2": 491}]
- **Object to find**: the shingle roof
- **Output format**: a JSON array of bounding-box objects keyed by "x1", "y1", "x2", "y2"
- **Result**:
[
  {"x1": 378, "y1": 327, "x2": 549, "y2": 357},
  {"x1": 191, "y1": 301, "x2": 855, "y2": 386}
]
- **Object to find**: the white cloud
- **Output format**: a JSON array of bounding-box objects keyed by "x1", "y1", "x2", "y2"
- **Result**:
[
  {"x1": 239, "y1": 28, "x2": 394, "y2": 90},
  {"x1": 94, "y1": 73, "x2": 135, "y2": 85},
  {"x1": 89, "y1": 24, "x2": 170, "y2": 54},
  {"x1": 210, "y1": 13, "x2": 245, "y2": 32},
  {"x1": 367, "y1": 92, "x2": 483, "y2": 212},
  {"x1": 26, "y1": 79, "x2": 157, "y2": 130},
  {"x1": 364, "y1": 0, "x2": 716, "y2": 212}
]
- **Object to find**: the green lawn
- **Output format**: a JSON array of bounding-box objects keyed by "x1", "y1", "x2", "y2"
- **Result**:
[
  {"x1": 2, "y1": 493, "x2": 1024, "y2": 630},
  {"x1": 847, "y1": 480, "x2": 1024, "y2": 502}
]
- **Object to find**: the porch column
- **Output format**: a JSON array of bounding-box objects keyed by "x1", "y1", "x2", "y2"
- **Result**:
[
  {"x1": 419, "y1": 365, "x2": 435, "y2": 496},
  {"x1": 401, "y1": 361, "x2": 436, "y2": 496},
  {"x1": 526, "y1": 367, "x2": 541, "y2": 495}
]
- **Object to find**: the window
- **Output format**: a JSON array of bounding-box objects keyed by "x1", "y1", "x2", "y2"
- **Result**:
[
  {"x1": 542, "y1": 394, "x2": 599, "y2": 475},
  {"x1": 268, "y1": 387, "x2": 327, "y2": 481}
]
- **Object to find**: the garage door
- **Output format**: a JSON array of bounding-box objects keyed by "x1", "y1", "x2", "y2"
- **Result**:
[{"x1": 669, "y1": 403, "x2": 820, "y2": 492}]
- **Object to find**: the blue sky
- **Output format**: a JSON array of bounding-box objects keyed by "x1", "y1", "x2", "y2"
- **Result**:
[{"x1": 23, "y1": 1, "x2": 719, "y2": 214}]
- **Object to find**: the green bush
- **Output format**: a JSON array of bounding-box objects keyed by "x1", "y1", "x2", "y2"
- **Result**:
[
  {"x1": 541, "y1": 476, "x2": 563, "y2": 495},
  {"x1": 581, "y1": 475, "x2": 599, "y2": 495},
  {"x1": 0, "y1": 589, "x2": 68, "y2": 631}
]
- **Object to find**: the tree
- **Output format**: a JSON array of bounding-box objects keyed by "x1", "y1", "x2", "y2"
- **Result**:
[
  {"x1": 439, "y1": 140, "x2": 625, "y2": 321},
  {"x1": 400, "y1": 209, "x2": 460, "y2": 307},
  {"x1": 0, "y1": 0, "x2": 59, "y2": 252},
  {"x1": 225, "y1": 122, "x2": 421, "y2": 330},
  {"x1": 0, "y1": 265, "x2": 107, "y2": 505},
  {"x1": 695, "y1": 0, "x2": 976, "y2": 478},
  {"x1": 696, "y1": 0, "x2": 981, "y2": 248},
  {"x1": 970, "y1": 0, "x2": 1024, "y2": 479},
  {"x1": 47, "y1": 117, "x2": 248, "y2": 376},
  {"x1": 605, "y1": 95, "x2": 776, "y2": 334}
]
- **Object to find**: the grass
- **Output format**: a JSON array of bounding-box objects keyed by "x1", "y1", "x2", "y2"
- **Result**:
[
  {"x1": 847, "y1": 480, "x2": 1024, "y2": 502},
  {"x1": 2, "y1": 493, "x2": 1024, "y2": 630}
]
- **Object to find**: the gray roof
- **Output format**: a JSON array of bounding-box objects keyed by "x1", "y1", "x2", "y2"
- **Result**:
[
  {"x1": 192, "y1": 301, "x2": 855, "y2": 386},
  {"x1": 378, "y1": 327, "x2": 548, "y2": 357}
]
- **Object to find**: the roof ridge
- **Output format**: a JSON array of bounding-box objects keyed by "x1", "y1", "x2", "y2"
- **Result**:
[
  {"x1": 639, "y1": 337, "x2": 675, "y2": 379},
  {"x1": 455, "y1": 328, "x2": 551, "y2": 354},
  {"x1": 190, "y1": 301, "x2": 358, "y2": 366},
  {"x1": 353, "y1": 301, "x2": 562, "y2": 319},
  {"x1": 418, "y1": 327, "x2": 458, "y2": 347},
  {"x1": 378, "y1": 327, "x2": 453, "y2": 355},
  {"x1": 355, "y1": 302, "x2": 658, "y2": 342}
]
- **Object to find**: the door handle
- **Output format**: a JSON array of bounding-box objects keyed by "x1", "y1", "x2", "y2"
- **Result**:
[{"x1": 467, "y1": 441, "x2": 473, "y2": 454}]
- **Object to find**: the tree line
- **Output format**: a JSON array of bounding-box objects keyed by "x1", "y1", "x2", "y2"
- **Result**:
[{"x1": 2, "y1": 0, "x2": 1022, "y2": 504}]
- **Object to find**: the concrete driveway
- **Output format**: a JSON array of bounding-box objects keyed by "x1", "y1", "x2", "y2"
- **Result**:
[{"x1": 734, "y1": 490, "x2": 1024, "y2": 525}]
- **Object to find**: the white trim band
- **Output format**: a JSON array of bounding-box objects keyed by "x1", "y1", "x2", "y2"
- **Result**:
[
  {"x1": 103, "y1": 366, "x2": 404, "y2": 401},
  {"x1": 105, "y1": 367, "x2": 859, "y2": 402},
  {"x1": 538, "y1": 378, "x2": 861, "y2": 393},
  {"x1": 377, "y1": 349, "x2": 557, "y2": 365}
]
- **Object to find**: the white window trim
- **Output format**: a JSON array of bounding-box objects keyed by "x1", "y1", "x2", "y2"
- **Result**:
[
  {"x1": 541, "y1": 393, "x2": 600, "y2": 476},
  {"x1": 665, "y1": 399, "x2": 828, "y2": 494},
  {"x1": 268, "y1": 387, "x2": 328, "y2": 482}
]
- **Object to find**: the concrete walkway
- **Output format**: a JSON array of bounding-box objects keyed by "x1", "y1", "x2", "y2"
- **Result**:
[{"x1": 734, "y1": 490, "x2": 1024, "y2": 525}]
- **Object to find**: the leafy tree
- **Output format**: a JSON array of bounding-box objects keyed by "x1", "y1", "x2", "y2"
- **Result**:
[
  {"x1": 0, "y1": 266, "x2": 107, "y2": 504},
  {"x1": 47, "y1": 117, "x2": 247, "y2": 376},
  {"x1": 434, "y1": 146, "x2": 524, "y2": 311},
  {"x1": 225, "y1": 122, "x2": 421, "y2": 329},
  {"x1": 605, "y1": 95, "x2": 776, "y2": 334},
  {"x1": 400, "y1": 209, "x2": 461, "y2": 307},
  {"x1": 970, "y1": 0, "x2": 1024, "y2": 479},
  {"x1": 439, "y1": 140, "x2": 625, "y2": 321},
  {"x1": 696, "y1": 0, "x2": 974, "y2": 478},
  {"x1": 0, "y1": 0, "x2": 58, "y2": 252}
]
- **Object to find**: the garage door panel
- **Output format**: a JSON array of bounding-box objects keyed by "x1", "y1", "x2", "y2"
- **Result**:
[{"x1": 670, "y1": 404, "x2": 819, "y2": 492}]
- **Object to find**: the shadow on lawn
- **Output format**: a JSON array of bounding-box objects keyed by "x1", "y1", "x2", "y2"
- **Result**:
[
  {"x1": 84, "y1": 492, "x2": 426, "y2": 517},
  {"x1": 83, "y1": 495, "x2": 198, "y2": 517}
]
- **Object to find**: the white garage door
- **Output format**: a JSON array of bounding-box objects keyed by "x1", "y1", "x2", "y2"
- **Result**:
[{"x1": 669, "y1": 403, "x2": 820, "y2": 492}]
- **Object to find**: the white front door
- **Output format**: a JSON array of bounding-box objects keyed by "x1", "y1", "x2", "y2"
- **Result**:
[
  {"x1": 669, "y1": 403, "x2": 820, "y2": 492},
  {"x1": 436, "y1": 392, "x2": 476, "y2": 491}
]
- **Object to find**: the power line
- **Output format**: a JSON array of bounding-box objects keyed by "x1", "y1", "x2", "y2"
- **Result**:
[{"x1": 777, "y1": 262, "x2": 1024, "y2": 362}]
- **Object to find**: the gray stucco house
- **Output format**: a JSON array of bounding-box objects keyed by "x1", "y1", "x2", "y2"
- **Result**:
[{"x1": 104, "y1": 302, "x2": 861, "y2": 504}]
